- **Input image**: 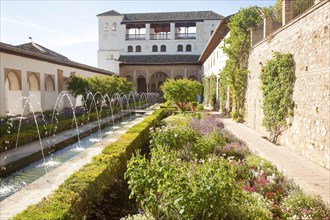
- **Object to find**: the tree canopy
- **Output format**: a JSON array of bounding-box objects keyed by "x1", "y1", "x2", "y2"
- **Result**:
[{"x1": 161, "y1": 79, "x2": 202, "y2": 111}]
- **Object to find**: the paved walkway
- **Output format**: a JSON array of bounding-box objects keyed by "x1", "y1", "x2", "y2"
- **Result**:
[
  {"x1": 221, "y1": 117, "x2": 330, "y2": 206},
  {"x1": 0, "y1": 105, "x2": 158, "y2": 219}
]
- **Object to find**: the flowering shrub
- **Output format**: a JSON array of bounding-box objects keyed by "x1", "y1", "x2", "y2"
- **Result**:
[
  {"x1": 188, "y1": 115, "x2": 224, "y2": 136},
  {"x1": 126, "y1": 148, "x2": 272, "y2": 220},
  {"x1": 281, "y1": 190, "x2": 330, "y2": 219},
  {"x1": 125, "y1": 113, "x2": 330, "y2": 219},
  {"x1": 217, "y1": 141, "x2": 250, "y2": 160}
]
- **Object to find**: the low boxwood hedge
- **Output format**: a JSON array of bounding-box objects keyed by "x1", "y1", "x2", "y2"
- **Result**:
[{"x1": 12, "y1": 108, "x2": 172, "y2": 220}]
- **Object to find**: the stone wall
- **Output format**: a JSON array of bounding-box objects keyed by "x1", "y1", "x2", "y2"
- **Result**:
[{"x1": 245, "y1": 1, "x2": 330, "y2": 169}]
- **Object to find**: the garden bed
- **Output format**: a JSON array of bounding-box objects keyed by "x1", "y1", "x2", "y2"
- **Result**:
[{"x1": 123, "y1": 113, "x2": 329, "y2": 219}]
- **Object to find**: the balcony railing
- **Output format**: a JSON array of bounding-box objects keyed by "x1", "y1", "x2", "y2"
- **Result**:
[
  {"x1": 175, "y1": 33, "x2": 196, "y2": 39},
  {"x1": 125, "y1": 34, "x2": 146, "y2": 40},
  {"x1": 150, "y1": 33, "x2": 171, "y2": 40}
]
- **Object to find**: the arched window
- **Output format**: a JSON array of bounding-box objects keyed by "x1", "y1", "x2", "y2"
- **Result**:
[
  {"x1": 128, "y1": 45, "x2": 133, "y2": 52},
  {"x1": 7, "y1": 71, "x2": 21, "y2": 90},
  {"x1": 186, "y1": 44, "x2": 192, "y2": 52},
  {"x1": 104, "y1": 22, "x2": 109, "y2": 31},
  {"x1": 112, "y1": 22, "x2": 117, "y2": 31},
  {"x1": 177, "y1": 44, "x2": 183, "y2": 52},
  {"x1": 28, "y1": 73, "x2": 40, "y2": 91},
  {"x1": 45, "y1": 75, "x2": 55, "y2": 91},
  {"x1": 136, "y1": 45, "x2": 141, "y2": 52},
  {"x1": 152, "y1": 45, "x2": 158, "y2": 52},
  {"x1": 160, "y1": 45, "x2": 166, "y2": 52}
]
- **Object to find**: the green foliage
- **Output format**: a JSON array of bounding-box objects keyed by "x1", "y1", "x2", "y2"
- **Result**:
[
  {"x1": 66, "y1": 74, "x2": 89, "y2": 98},
  {"x1": 126, "y1": 148, "x2": 272, "y2": 220},
  {"x1": 191, "y1": 101, "x2": 198, "y2": 107},
  {"x1": 161, "y1": 79, "x2": 202, "y2": 112},
  {"x1": 222, "y1": 7, "x2": 262, "y2": 121},
  {"x1": 67, "y1": 74, "x2": 133, "y2": 102},
  {"x1": 197, "y1": 104, "x2": 204, "y2": 111},
  {"x1": 202, "y1": 75, "x2": 217, "y2": 107},
  {"x1": 162, "y1": 115, "x2": 189, "y2": 127},
  {"x1": 282, "y1": 190, "x2": 330, "y2": 219},
  {"x1": 260, "y1": 52, "x2": 295, "y2": 143},
  {"x1": 12, "y1": 108, "x2": 172, "y2": 220}
]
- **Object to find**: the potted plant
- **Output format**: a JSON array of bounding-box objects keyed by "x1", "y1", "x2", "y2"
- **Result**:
[{"x1": 191, "y1": 101, "x2": 198, "y2": 111}]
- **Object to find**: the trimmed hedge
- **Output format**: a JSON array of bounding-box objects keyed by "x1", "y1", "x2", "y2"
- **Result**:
[{"x1": 12, "y1": 108, "x2": 172, "y2": 220}]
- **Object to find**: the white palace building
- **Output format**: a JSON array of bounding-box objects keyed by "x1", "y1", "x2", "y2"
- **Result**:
[{"x1": 97, "y1": 10, "x2": 224, "y2": 92}]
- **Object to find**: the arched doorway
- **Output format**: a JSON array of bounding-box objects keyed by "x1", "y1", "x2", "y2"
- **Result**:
[
  {"x1": 149, "y1": 71, "x2": 169, "y2": 92},
  {"x1": 137, "y1": 75, "x2": 147, "y2": 93}
]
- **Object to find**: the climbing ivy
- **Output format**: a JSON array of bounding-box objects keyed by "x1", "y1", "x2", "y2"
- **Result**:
[
  {"x1": 203, "y1": 75, "x2": 217, "y2": 109},
  {"x1": 218, "y1": 71, "x2": 227, "y2": 114},
  {"x1": 222, "y1": 7, "x2": 262, "y2": 122},
  {"x1": 260, "y1": 52, "x2": 296, "y2": 143}
]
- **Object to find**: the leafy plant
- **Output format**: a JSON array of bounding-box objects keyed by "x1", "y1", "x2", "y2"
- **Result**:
[
  {"x1": 260, "y1": 52, "x2": 296, "y2": 143},
  {"x1": 222, "y1": 7, "x2": 262, "y2": 121},
  {"x1": 282, "y1": 190, "x2": 330, "y2": 219},
  {"x1": 197, "y1": 104, "x2": 204, "y2": 111},
  {"x1": 126, "y1": 148, "x2": 272, "y2": 220},
  {"x1": 161, "y1": 79, "x2": 202, "y2": 112}
]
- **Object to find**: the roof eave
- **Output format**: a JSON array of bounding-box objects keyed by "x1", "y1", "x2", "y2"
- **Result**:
[
  {"x1": 0, "y1": 44, "x2": 114, "y2": 76},
  {"x1": 198, "y1": 15, "x2": 232, "y2": 64}
]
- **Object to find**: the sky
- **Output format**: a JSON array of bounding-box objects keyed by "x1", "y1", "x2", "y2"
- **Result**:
[{"x1": 1, "y1": 0, "x2": 276, "y2": 68}]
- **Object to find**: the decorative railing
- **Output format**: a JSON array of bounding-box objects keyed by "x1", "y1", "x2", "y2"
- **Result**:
[
  {"x1": 125, "y1": 34, "x2": 146, "y2": 40},
  {"x1": 294, "y1": 0, "x2": 315, "y2": 17},
  {"x1": 150, "y1": 33, "x2": 171, "y2": 40},
  {"x1": 175, "y1": 33, "x2": 196, "y2": 39}
]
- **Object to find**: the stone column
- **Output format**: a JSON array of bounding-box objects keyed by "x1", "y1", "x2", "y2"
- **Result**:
[
  {"x1": 21, "y1": 69, "x2": 29, "y2": 115},
  {"x1": 146, "y1": 70, "x2": 150, "y2": 92},
  {"x1": 40, "y1": 73, "x2": 45, "y2": 111},
  {"x1": 0, "y1": 67, "x2": 6, "y2": 115},
  {"x1": 170, "y1": 69, "x2": 174, "y2": 79},
  {"x1": 263, "y1": 16, "x2": 273, "y2": 38},
  {"x1": 170, "y1": 23, "x2": 175, "y2": 40},
  {"x1": 133, "y1": 70, "x2": 137, "y2": 92},
  {"x1": 184, "y1": 69, "x2": 187, "y2": 78},
  {"x1": 146, "y1": 24, "x2": 150, "y2": 40},
  {"x1": 282, "y1": 0, "x2": 294, "y2": 25}
]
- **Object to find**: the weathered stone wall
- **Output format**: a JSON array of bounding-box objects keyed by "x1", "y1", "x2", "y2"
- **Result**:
[{"x1": 245, "y1": 1, "x2": 330, "y2": 169}]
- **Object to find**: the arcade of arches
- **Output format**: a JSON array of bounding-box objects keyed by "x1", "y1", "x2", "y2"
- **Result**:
[
  {"x1": 2, "y1": 68, "x2": 70, "y2": 115},
  {"x1": 120, "y1": 65, "x2": 200, "y2": 93}
]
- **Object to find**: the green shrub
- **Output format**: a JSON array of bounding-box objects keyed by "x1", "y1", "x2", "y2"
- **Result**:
[
  {"x1": 13, "y1": 108, "x2": 172, "y2": 220},
  {"x1": 197, "y1": 104, "x2": 204, "y2": 111},
  {"x1": 260, "y1": 52, "x2": 296, "y2": 143},
  {"x1": 191, "y1": 101, "x2": 198, "y2": 107},
  {"x1": 282, "y1": 190, "x2": 330, "y2": 219},
  {"x1": 126, "y1": 148, "x2": 272, "y2": 220},
  {"x1": 162, "y1": 115, "x2": 189, "y2": 127}
]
